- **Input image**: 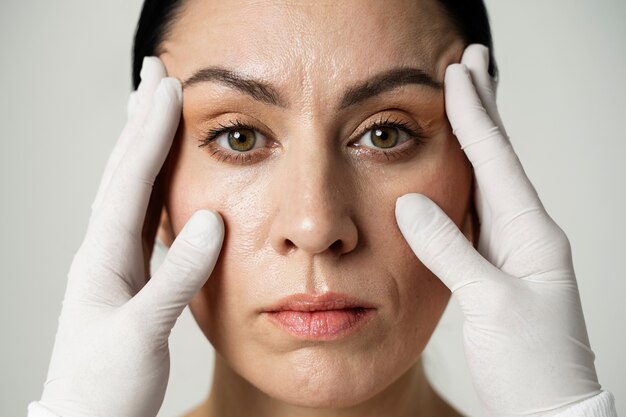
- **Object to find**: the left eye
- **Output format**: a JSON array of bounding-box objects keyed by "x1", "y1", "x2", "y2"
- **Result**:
[
  {"x1": 355, "y1": 126, "x2": 410, "y2": 149},
  {"x1": 215, "y1": 128, "x2": 267, "y2": 152}
]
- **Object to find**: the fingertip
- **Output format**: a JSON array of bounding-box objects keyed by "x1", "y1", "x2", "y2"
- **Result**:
[
  {"x1": 445, "y1": 63, "x2": 470, "y2": 82},
  {"x1": 137, "y1": 57, "x2": 168, "y2": 102},
  {"x1": 155, "y1": 77, "x2": 183, "y2": 104},
  {"x1": 179, "y1": 209, "x2": 224, "y2": 250},
  {"x1": 396, "y1": 193, "x2": 425, "y2": 211},
  {"x1": 461, "y1": 44, "x2": 491, "y2": 80},
  {"x1": 395, "y1": 194, "x2": 409, "y2": 221},
  {"x1": 199, "y1": 209, "x2": 224, "y2": 238},
  {"x1": 166, "y1": 77, "x2": 183, "y2": 102},
  {"x1": 140, "y1": 56, "x2": 166, "y2": 81},
  {"x1": 462, "y1": 44, "x2": 489, "y2": 63},
  {"x1": 395, "y1": 193, "x2": 435, "y2": 230}
]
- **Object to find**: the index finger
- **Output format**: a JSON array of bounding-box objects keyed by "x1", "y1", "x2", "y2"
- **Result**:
[
  {"x1": 91, "y1": 77, "x2": 182, "y2": 245},
  {"x1": 444, "y1": 62, "x2": 544, "y2": 220},
  {"x1": 89, "y1": 57, "x2": 168, "y2": 220}
]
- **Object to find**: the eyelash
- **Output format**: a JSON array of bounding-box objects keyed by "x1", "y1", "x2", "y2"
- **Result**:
[
  {"x1": 197, "y1": 115, "x2": 426, "y2": 165},
  {"x1": 198, "y1": 120, "x2": 270, "y2": 164},
  {"x1": 352, "y1": 115, "x2": 426, "y2": 162}
]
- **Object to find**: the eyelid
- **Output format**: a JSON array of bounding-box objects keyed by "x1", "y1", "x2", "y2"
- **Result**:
[
  {"x1": 350, "y1": 113, "x2": 424, "y2": 145},
  {"x1": 200, "y1": 116, "x2": 273, "y2": 142},
  {"x1": 354, "y1": 125, "x2": 411, "y2": 149}
]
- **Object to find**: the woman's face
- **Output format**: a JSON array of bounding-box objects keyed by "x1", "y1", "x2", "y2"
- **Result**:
[{"x1": 159, "y1": 0, "x2": 472, "y2": 407}]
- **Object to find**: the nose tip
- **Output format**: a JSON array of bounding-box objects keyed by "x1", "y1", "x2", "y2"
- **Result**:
[{"x1": 274, "y1": 216, "x2": 357, "y2": 256}]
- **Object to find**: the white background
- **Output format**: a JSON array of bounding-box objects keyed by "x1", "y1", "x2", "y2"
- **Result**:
[{"x1": 0, "y1": 1, "x2": 624, "y2": 416}]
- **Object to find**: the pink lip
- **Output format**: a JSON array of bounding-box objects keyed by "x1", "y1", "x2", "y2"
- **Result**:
[{"x1": 262, "y1": 292, "x2": 376, "y2": 340}]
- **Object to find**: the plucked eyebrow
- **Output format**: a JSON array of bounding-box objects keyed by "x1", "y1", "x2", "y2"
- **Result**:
[
  {"x1": 338, "y1": 67, "x2": 441, "y2": 109},
  {"x1": 182, "y1": 66, "x2": 441, "y2": 110}
]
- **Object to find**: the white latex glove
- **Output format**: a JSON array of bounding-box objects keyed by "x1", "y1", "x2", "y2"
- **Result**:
[
  {"x1": 30, "y1": 57, "x2": 224, "y2": 417},
  {"x1": 395, "y1": 44, "x2": 605, "y2": 417}
]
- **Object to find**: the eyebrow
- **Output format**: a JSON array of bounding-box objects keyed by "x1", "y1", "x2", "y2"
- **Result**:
[{"x1": 182, "y1": 66, "x2": 441, "y2": 110}]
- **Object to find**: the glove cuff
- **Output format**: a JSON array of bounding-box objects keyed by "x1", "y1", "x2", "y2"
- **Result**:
[
  {"x1": 27, "y1": 402, "x2": 61, "y2": 417},
  {"x1": 553, "y1": 391, "x2": 617, "y2": 417}
]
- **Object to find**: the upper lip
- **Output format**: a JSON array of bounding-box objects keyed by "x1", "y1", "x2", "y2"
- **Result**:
[{"x1": 262, "y1": 292, "x2": 376, "y2": 312}]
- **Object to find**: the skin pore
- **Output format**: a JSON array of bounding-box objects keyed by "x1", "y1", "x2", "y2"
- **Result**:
[{"x1": 154, "y1": 0, "x2": 476, "y2": 416}]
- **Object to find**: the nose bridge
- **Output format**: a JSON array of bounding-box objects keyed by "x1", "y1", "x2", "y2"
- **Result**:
[{"x1": 269, "y1": 129, "x2": 358, "y2": 257}]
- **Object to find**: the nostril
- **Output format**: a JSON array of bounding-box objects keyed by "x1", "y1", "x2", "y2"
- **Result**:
[
  {"x1": 280, "y1": 238, "x2": 344, "y2": 256},
  {"x1": 284, "y1": 238, "x2": 297, "y2": 253},
  {"x1": 330, "y1": 239, "x2": 343, "y2": 253}
]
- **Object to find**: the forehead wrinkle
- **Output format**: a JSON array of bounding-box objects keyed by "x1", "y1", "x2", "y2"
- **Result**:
[
  {"x1": 274, "y1": 20, "x2": 325, "y2": 118},
  {"x1": 167, "y1": 0, "x2": 462, "y2": 115}
]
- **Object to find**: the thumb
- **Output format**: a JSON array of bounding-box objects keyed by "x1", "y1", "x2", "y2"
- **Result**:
[
  {"x1": 126, "y1": 209, "x2": 224, "y2": 335},
  {"x1": 395, "y1": 193, "x2": 499, "y2": 296}
]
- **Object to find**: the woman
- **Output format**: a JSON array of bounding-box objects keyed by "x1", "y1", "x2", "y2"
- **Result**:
[{"x1": 28, "y1": 0, "x2": 617, "y2": 416}]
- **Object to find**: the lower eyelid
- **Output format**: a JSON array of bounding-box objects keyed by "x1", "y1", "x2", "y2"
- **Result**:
[
  {"x1": 205, "y1": 141, "x2": 274, "y2": 165},
  {"x1": 352, "y1": 138, "x2": 423, "y2": 162}
]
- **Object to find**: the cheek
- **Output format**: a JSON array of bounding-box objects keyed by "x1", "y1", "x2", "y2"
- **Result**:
[
  {"x1": 356, "y1": 129, "x2": 472, "y2": 338},
  {"x1": 164, "y1": 131, "x2": 277, "y2": 345}
]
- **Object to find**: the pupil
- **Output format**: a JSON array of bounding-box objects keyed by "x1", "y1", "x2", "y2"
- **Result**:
[
  {"x1": 234, "y1": 132, "x2": 246, "y2": 142},
  {"x1": 375, "y1": 129, "x2": 389, "y2": 141},
  {"x1": 371, "y1": 127, "x2": 397, "y2": 148},
  {"x1": 229, "y1": 129, "x2": 256, "y2": 151}
]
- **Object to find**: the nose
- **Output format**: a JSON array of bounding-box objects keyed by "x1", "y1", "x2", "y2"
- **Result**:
[{"x1": 268, "y1": 135, "x2": 358, "y2": 257}]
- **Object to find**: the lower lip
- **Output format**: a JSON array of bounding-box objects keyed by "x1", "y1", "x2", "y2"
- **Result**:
[{"x1": 265, "y1": 308, "x2": 374, "y2": 340}]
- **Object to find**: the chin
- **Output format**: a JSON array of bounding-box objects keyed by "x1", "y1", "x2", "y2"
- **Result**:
[
  {"x1": 258, "y1": 370, "x2": 386, "y2": 408},
  {"x1": 273, "y1": 387, "x2": 378, "y2": 408},
  {"x1": 240, "y1": 346, "x2": 417, "y2": 409}
]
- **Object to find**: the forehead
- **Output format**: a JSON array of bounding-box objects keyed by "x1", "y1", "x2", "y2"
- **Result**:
[{"x1": 162, "y1": 0, "x2": 462, "y2": 94}]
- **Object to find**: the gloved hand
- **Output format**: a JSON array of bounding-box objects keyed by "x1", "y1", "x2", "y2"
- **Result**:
[
  {"x1": 30, "y1": 57, "x2": 224, "y2": 417},
  {"x1": 395, "y1": 44, "x2": 604, "y2": 417}
]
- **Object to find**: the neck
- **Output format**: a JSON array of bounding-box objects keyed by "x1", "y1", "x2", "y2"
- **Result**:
[{"x1": 192, "y1": 352, "x2": 459, "y2": 417}]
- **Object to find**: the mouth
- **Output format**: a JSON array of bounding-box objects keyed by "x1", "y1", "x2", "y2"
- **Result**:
[{"x1": 261, "y1": 292, "x2": 376, "y2": 341}]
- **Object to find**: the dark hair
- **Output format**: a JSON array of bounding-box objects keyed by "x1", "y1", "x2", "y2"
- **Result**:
[{"x1": 132, "y1": 0, "x2": 497, "y2": 90}]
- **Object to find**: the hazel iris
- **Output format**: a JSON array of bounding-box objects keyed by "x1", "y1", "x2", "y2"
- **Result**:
[
  {"x1": 371, "y1": 127, "x2": 398, "y2": 148},
  {"x1": 228, "y1": 129, "x2": 256, "y2": 151}
]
